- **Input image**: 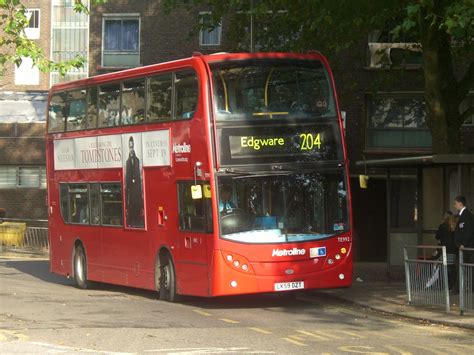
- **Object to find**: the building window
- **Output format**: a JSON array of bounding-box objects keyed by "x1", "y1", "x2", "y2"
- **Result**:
[
  {"x1": 14, "y1": 57, "x2": 40, "y2": 86},
  {"x1": 51, "y1": 1, "x2": 89, "y2": 85},
  {"x1": 102, "y1": 16, "x2": 140, "y2": 68},
  {"x1": 25, "y1": 9, "x2": 40, "y2": 39},
  {"x1": 0, "y1": 166, "x2": 46, "y2": 189},
  {"x1": 366, "y1": 95, "x2": 432, "y2": 149},
  {"x1": 368, "y1": 31, "x2": 422, "y2": 68},
  {"x1": 0, "y1": 167, "x2": 17, "y2": 189},
  {"x1": 199, "y1": 12, "x2": 221, "y2": 46}
]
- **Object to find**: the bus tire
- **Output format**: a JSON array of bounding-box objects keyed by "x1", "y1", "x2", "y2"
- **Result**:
[
  {"x1": 74, "y1": 245, "x2": 89, "y2": 289},
  {"x1": 158, "y1": 253, "x2": 177, "y2": 302}
]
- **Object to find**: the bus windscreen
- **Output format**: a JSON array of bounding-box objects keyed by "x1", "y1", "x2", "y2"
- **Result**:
[{"x1": 211, "y1": 60, "x2": 336, "y2": 120}]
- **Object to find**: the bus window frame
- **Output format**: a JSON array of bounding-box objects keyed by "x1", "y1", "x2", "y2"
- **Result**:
[
  {"x1": 86, "y1": 86, "x2": 99, "y2": 130},
  {"x1": 65, "y1": 89, "x2": 88, "y2": 132},
  {"x1": 47, "y1": 66, "x2": 201, "y2": 134},
  {"x1": 177, "y1": 180, "x2": 213, "y2": 234},
  {"x1": 58, "y1": 182, "x2": 123, "y2": 228},
  {"x1": 48, "y1": 92, "x2": 67, "y2": 133},
  {"x1": 121, "y1": 77, "x2": 146, "y2": 127}
]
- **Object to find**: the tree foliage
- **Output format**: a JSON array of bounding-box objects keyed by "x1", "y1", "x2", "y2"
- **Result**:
[
  {"x1": 166, "y1": 0, "x2": 474, "y2": 153},
  {"x1": 0, "y1": 0, "x2": 108, "y2": 78}
]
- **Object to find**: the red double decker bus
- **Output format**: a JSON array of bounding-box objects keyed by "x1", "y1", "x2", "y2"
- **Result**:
[{"x1": 46, "y1": 52, "x2": 352, "y2": 301}]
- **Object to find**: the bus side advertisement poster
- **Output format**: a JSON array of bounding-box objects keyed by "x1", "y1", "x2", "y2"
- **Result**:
[{"x1": 218, "y1": 123, "x2": 341, "y2": 165}]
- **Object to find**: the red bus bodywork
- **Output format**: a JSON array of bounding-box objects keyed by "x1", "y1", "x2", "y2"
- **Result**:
[{"x1": 46, "y1": 52, "x2": 353, "y2": 297}]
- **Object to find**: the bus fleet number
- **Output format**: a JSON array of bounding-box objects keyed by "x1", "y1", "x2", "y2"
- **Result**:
[{"x1": 299, "y1": 133, "x2": 322, "y2": 150}]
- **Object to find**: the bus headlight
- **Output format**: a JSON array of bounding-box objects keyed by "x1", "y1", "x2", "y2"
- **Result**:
[{"x1": 222, "y1": 251, "x2": 254, "y2": 274}]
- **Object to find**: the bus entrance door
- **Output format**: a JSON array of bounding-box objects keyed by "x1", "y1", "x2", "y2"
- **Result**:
[{"x1": 176, "y1": 232, "x2": 210, "y2": 296}]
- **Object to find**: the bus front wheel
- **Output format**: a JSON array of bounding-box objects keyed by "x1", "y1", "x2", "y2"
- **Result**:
[
  {"x1": 74, "y1": 245, "x2": 88, "y2": 289},
  {"x1": 157, "y1": 254, "x2": 177, "y2": 302}
]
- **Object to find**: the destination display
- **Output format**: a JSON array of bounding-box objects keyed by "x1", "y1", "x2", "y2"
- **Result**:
[{"x1": 218, "y1": 123, "x2": 341, "y2": 165}]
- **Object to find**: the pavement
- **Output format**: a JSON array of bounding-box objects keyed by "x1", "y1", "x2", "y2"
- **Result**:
[
  {"x1": 316, "y1": 262, "x2": 474, "y2": 331},
  {"x1": 2, "y1": 247, "x2": 474, "y2": 331}
]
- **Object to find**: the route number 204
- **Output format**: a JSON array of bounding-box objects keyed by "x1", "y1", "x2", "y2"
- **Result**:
[{"x1": 299, "y1": 133, "x2": 322, "y2": 150}]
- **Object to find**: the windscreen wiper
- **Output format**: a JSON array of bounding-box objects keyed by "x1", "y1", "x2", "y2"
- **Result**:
[{"x1": 217, "y1": 168, "x2": 256, "y2": 176}]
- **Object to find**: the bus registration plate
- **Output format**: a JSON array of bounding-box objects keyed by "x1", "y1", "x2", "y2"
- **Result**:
[{"x1": 274, "y1": 281, "x2": 304, "y2": 291}]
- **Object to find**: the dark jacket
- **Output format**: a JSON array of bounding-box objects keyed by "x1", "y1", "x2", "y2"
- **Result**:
[
  {"x1": 454, "y1": 208, "x2": 474, "y2": 248},
  {"x1": 125, "y1": 153, "x2": 144, "y2": 228},
  {"x1": 435, "y1": 222, "x2": 457, "y2": 254}
]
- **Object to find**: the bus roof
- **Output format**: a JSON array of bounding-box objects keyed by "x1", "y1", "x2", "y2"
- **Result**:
[{"x1": 49, "y1": 52, "x2": 329, "y2": 93}]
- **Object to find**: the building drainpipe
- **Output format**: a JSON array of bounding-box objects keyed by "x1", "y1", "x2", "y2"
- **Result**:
[
  {"x1": 417, "y1": 166, "x2": 423, "y2": 246},
  {"x1": 386, "y1": 167, "x2": 391, "y2": 280}
]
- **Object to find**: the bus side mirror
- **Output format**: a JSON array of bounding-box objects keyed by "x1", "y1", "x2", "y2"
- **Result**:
[{"x1": 191, "y1": 185, "x2": 203, "y2": 199}]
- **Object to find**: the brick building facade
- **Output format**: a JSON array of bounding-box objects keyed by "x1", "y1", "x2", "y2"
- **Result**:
[
  {"x1": 0, "y1": 0, "x2": 51, "y2": 91},
  {"x1": 88, "y1": 0, "x2": 225, "y2": 77},
  {"x1": 0, "y1": 1, "x2": 51, "y2": 221}
]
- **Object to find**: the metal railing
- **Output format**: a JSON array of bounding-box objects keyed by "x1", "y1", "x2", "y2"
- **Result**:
[
  {"x1": 404, "y1": 245, "x2": 451, "y2": 313},
  {"x1": 459, "y1": 247, "x2": 474, "y2": 315},
  {"x1": 23, "y1": 227, "x2": 49, "y2": 250},
  {"x1": 0, "y1": 218, "x2": 49, "y2": 252}
]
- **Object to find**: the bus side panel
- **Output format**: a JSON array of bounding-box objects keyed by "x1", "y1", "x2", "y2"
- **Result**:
[{"x1": 48, "y1": 182, "x2": 73, "y2": 278}]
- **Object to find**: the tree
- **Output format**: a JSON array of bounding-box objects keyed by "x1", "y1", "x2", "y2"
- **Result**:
[
  {"x1": 165, "y1": 0, "x2": 474, "y2": 153},
  {"x1": 0, "y1": 0, "x2": 105, "y2": 78}
]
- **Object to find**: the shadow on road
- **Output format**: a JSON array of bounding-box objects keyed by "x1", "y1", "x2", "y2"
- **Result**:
[{"x1": 2, "y1": 259, "x2": 74, "y2": 285}]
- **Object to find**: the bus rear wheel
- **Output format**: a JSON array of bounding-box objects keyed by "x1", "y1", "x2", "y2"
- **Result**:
[
  {"x1": 157, "y1": 254, "x2": 177, "y2": 302},
  {"x1": 74, "y1": 245, "x2": 89, "y2": 289}
]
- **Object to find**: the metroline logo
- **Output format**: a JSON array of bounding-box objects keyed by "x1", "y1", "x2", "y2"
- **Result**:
[{"x1": 272, "y1": 248, "x2": 306, "y2": 257}]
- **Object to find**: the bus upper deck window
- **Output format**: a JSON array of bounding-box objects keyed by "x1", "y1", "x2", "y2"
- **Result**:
[
  {"x1": 148, "y1": 73, "x2": 172, "y2": 122},
  {"x1": 122, "y1": 79, "x2": 145, "y2": 125},
  {"x1": 66, "y1": 90, "x2": 87, "y2": 131},
  {"x1": 175, "y1": 71, "x2": 198, "y2": 119},
  {"x1": 86, "y1": 87, "x2": 98, "y2": 129},
  {"x1": 48, "y1": 93, "x2": 66, "y2": 133},
  {"x1": 98, "y1": 84, "x2": 121, "y2": 128}
]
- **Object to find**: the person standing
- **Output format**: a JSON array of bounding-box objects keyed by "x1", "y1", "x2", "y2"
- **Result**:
[
  {"x1": 454, "y1": 196, "x2": 473, "y2": 247},
  {"x1": 454, "y1": 196, "x2": 474, "y2": 263},
  {"x1": 435, "y1": 211, "x2": 458, "y2": 291}
]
